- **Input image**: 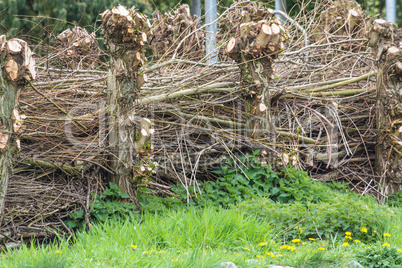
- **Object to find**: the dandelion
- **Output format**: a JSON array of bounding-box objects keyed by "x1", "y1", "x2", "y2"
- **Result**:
[
  {"x1": 159, "y1": 250, "x2": 166, "y2": 253},
  {"x1": 345, "y1": 236, "x2": 352, "y2": 240},
  {"x1": 130, "y1": 245, "x2": 138, "y2": 249},
  {"x1": 384, "y1": 233, "x2": 391, "y2": 237},
  {"x1": 266, "y1": 252, "x2": 276, "y2": 257},
  {"x1": 342, "y1": 242, "x2": 349, "y2": 247},
  {"x1": 354, "y1": 240, "x2": 361, "y2": 243},
  {"x1": 271, "y1": 240, "x2": 276, "y2": 244},
  {"x1": 278, "y1": 254, "x2": 283, "y2": 257},
  {"x1": 382, "y1": 243, "x2": 390, "y2": 247},
  {"x1": 258, "y1": 242, "x2": 267, "y2": 247},
  {"x1": 345, "y1": 232, "x2": 352, "y2": 236},
  {"x1": 318, "y1": 247, "x2": 325, "y2": 250},
  {"x1": 172, "y1": 257, "x2": 179, "y2": 262},
  {"x1": 373, "y1": 230, "x2": 377, "y2": 234},
  {"x1": 280, "y1": 245, "x2": 289, "y2": 250},
  {"x1": 289, "y1": 246, "x2": 296, "y2": 251},
  {"x1": 55, "y1": 251, "x2": 62, "y2": 254},
  {"x1": 302, "y1": 242, "x2": 307, "y2": 245},
  {"x1": 143, "y1": 251, "x2": 149, "y2": 254},
  {"x1": 398, "y1": 249, "x2": 402, "y2": 253},
  {"x1": 360, "y1": 228, "x2": 368, "y2": 233},
  {"x1": 309, "y1": 238, "x2": 315, "y2": 241},
  {"x1": 244, "y1": 247, "x2": 250, "y2": 251},
  {"x1": 292, "y1": 238, "x2": 301, "y2": 243}
]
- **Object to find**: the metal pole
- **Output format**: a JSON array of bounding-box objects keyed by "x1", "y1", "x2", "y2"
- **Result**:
[
  {"x1": 386, "y1": 0, "x2": 396, "y2": 23},
  {"x1": 275, "y1": 0, "x2": 286, "y2": 22},
  {"x1": 205, "y1": 0, "x2": 218, "y2": 64},
  {"x1": 192, "y1": 0, "x2": 201, "y2": 19}
]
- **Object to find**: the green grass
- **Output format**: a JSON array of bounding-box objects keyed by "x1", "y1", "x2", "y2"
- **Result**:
[{"x1": 2, "y1": 185, "x2": 402, "y2": 267}]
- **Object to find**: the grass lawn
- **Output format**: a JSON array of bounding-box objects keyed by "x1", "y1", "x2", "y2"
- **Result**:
[{"x1": 2, "y1": 188, "x2": 402, "y2": 268}]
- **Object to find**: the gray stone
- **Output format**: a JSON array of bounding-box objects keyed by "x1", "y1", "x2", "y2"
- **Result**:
[
  {"x1": 348, "y1": 261, "x2": 364, "y2": 268},
  {"x1": 220, "y1": 262, "x2": 237, "y2": 268}
]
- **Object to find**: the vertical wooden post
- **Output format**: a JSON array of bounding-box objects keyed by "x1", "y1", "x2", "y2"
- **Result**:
[
  {"x1": 0, "y1": 36, "x2": 35, "y2": 224},
  {"x1": 102, "y1": 5, "x2": 152, "y2": 209},
  {"x1": 368, "y1": 20, "x2": 402, "y2": 193},
  {"x1": 224, "y1": 6, "x2": 286, "y2": 149}
]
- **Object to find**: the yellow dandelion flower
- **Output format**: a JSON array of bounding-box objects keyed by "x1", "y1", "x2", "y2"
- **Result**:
[
  {"x1": 342, "y1": 242, "x2": 349, "y2": 247},
  {"x1": 382, "y1": 243, "x2": 390, "y2": 247},
  {"x1": 143, "y1": 251, "x2": 149, "y2": 254},
  {"x1": 318, "y1": 247, "x2": 325, "y2": 250},
  {"x1": 345, "y1": 232, "x2": 352, "y2": 236},
  {"x1": 360, "y1": 228, "x2": 368, "y2": 233},
  {"x1": 172, "y1": 257, "x2": 179, "y2": 262},
  {"x1": 258, "y1": 242, "x2": 267, "y2": 247},
  {"x1": 354, "y1": 240, "x2": 361, "y2": 243},
  {"x1": 289, "y1": 246, "x2": 296, "y2": 251},
  {"x1": 244, "y1": 247, "x2": 250, "y2": 251},
  {"x1": 308, "y1": 238, "x2": 315, "y2": 241},
  {"x1": 130, "y1": 245, "x2": 138, "y2": 249},
  {"x1": 302, "y1": 242, "x2": 307, "y2": 245},
  {"x1": 278, "y1": 254, "x2": 283, "y2": 257},
  {"x1": 397, "y1": 249, "x2": 402, "y2": 253},
  {"x1": 373, "y1": 230, "x2": 377, "y2": 233},
  {"x1": 160, "y1": 250, "x2": 166, "y2": 253},
  {"x1": 280, "y1": 245, "x2": 289, "y2": 250},
  {"x1": 345, "y1": 236, "x2": 352, "y2": 240},
  {"x1": 271, "y1": 240, "x2": 275, "y2": 244},
  {"x1": 292, "y1": 238, "x2": 301, "y2": 243},
  {"x1": 55, "y1": 251, "x2": 62, "y2": 254},
  {"x1": 384, "y1": 233, "x2": 391, "y2": 237}
]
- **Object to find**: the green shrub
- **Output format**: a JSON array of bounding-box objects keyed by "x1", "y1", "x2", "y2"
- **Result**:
[
  {"x1": 173, "y1": 151, "x2": 331, "y2": 207},
  {"x1": 64, "y1": 182, "x2": 138, "y2": 229},
  {"x1": 356, "y1": 246, "x2": 402, "y2": 268},
  {"x1": 237, "y1": 193, "x2": 395, "y2": 243},
  {"x1": 386, "y1": 191, "x2": 402, "y2": 208}
]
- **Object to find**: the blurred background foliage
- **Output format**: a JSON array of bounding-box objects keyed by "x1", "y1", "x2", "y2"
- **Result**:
[{"x1": 0, "y1": 0, "x2": 400, "y2": 46}]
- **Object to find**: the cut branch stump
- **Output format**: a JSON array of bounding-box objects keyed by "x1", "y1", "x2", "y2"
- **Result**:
[
  {"x1": 0, "y1": 36, "x2": 35, "y2": 228},
  {"x1": 150, "y1": 4, "x2": 205, "y2": 61},
  {"x1": 102, "y1": 5, "x2": 154, "y2": 210},
  {"x1": 223, "y1": 1, "x2": 287, "y2": 158},
  {"x1": 368, "y1": 19, "x2": 402, "y2": 193}
]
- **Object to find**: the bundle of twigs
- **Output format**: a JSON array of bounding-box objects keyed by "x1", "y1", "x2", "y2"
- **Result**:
[{"x1": 2, "y1": 0, "x2": 382, "y2": 243}]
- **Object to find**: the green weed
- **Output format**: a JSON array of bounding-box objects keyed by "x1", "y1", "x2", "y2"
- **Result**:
[
  {"x1": 64, "y1": 182, "x2": 138, "y2": 230},
  {"x1": 173, "y1": 151, "x2": 330, "y2": 207}
]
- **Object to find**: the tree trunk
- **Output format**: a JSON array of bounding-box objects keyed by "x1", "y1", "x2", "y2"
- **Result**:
[
  {"x1": 0, "y1": 36, "x2": 35, "y2": 226},
  {"x1": 101, "y1": 5, "x2": 153, "y2": 209},
  {"x1": 368, "y1": 19, "x2": 402, "y2": 193},
  {"x1": 225, "y1": 6, "x2": 286, "y2": 153}
]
